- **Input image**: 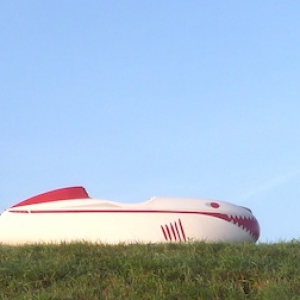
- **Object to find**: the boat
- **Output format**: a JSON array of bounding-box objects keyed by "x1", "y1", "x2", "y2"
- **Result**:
[{"x1": 0, "y1": 186, "x2": 260, "y2": 245}]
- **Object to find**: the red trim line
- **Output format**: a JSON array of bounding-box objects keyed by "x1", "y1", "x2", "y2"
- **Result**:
[{"x1": 8, "y1": 209, "x2": 225, "y2": 214}]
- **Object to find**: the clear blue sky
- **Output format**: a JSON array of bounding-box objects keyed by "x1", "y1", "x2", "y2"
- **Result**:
[{"x1": 1, "y1": 2, "x2": 300, "y2": 242}]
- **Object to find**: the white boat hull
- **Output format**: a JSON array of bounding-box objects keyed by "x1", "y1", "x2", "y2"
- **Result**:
[{"x1": 0, "y1": 187, "x2": 260, "y2": 245}]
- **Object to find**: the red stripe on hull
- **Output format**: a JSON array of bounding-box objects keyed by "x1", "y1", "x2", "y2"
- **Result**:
[
  {"x1": 170, "y1": 223, "x2": 177, "y2": 241},
  {"x1": 9, "y1": 209, "x2": 205, "y2": 214},
  {"x1": 174, "y1": 221, "x2": 182, "y2": 241},
  {"x1": 165, "y1": 225, "x2": 172, "y2": 241},
  {"x1": 179, "y1": 219, "x2": 187, "y2": 242},
  {"x1": 161, "y1": 226, "x2": 168, "y2": 241}
]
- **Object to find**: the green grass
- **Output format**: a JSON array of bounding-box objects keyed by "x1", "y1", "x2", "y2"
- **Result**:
[{"x1": 1, "y1": 241, "x2": 300, "y2": 299}]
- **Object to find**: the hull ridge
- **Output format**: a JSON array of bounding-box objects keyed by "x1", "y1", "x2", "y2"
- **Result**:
[{"x1": 0, "y1": 187, "x2": 260, "y2": 245}]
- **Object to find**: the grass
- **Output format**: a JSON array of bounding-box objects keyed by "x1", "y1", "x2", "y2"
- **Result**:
[{"x1": 1, "y1": 241, "x2": 300, "y2": 299}]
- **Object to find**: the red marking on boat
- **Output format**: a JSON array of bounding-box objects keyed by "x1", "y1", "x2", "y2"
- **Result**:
[
  {"x1": 210, "y1": 202, "x2": 220, "y2": 208},
  {"x1": 165, "y1": 225, "x2": 172, "y2": 241},
  {"x1": 6, "y1": 209, "x2": 236, "y2": 214},
  {"x1": 13, "y1": 187, "x2": 89, "y2": 208},
  {"x1": 161, "y1": 226, "x2": 168, "y2": 241},
  {"x1": 170, "y1": 223, "x2": 177, "y2": 241},
  {"x1": 179, "y1": 219, "x2": 187, "y2": 242},
  {"x1": 174, "y1": 221, "x2": 182, "y2": 241}
]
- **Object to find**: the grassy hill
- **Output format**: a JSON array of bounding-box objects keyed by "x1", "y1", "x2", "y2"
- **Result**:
[{"x1": 1, "y1": 241, "x2": 300, "y2": 299}]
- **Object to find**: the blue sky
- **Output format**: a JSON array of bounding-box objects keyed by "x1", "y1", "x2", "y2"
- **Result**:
[{"x1": 1, "y1": 2, "x2": 300, "y2": 242}]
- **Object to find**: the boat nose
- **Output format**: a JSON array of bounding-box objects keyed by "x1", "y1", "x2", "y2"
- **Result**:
[
  {"x1": 250, "y1": 216, "x2": 260, "y2": 242},
  {"x1": 239, "y1": 206, "x2": 260, "y2": 241}
]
